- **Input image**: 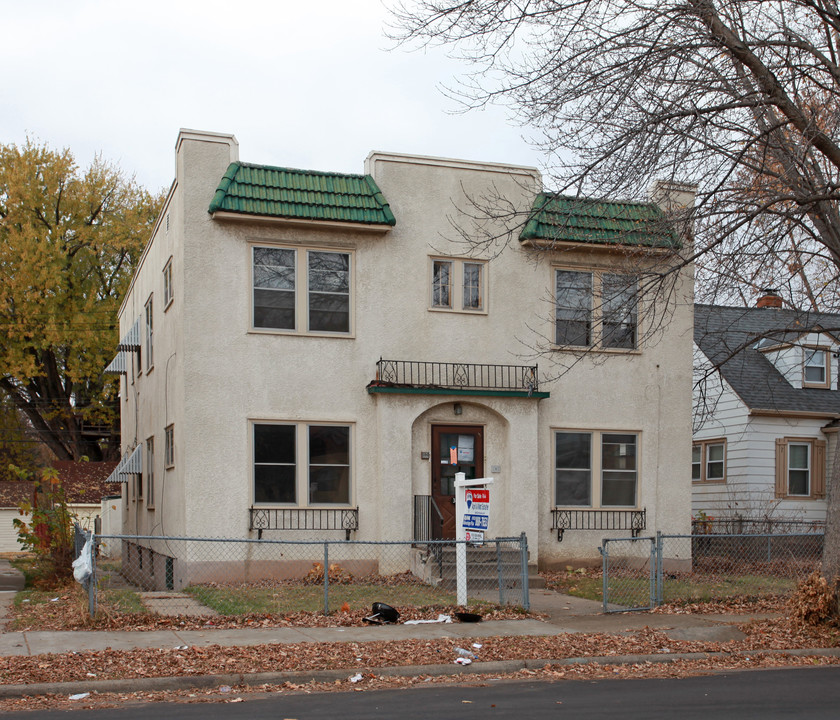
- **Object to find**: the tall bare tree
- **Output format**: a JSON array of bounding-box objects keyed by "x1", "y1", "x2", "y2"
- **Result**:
[{"x1": 391, "y1": 0, "x2": 840, "y2": 591}]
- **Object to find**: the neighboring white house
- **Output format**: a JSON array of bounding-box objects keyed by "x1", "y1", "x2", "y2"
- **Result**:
[
  {"x1": 104, "y1": 129, "x2": 695, "y2": 589},
  {"x1": 0, "y1": 461, "x2": 119, "y2": 553},
  {"x1": 693, "y1": 299, "x2": 840, "y2": 528}
]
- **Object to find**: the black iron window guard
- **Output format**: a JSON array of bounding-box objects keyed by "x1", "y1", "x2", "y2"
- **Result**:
[
  {"x1": 249, "y1": 507, "x2": 359, "y2": 540},
  {"x1": 371, "y1": 358, "x2": 539, "y2": 393},
  {"x1": 551, "y1": 508, "x2": 646, "y2": 542}
]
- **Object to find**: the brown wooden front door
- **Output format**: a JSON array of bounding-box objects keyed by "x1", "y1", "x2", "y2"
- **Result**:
[{"x1": 431, "y1": 425, "x2": 484, "y2": 539}]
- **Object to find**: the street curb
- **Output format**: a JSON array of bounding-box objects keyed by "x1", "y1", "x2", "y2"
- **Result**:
[{"x1": 1, "y1": 647, "x2": 839, "y2": 699}]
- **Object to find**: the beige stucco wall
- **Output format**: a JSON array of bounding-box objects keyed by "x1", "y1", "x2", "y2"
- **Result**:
[{"x1": 116, "y1": 131, "x2": 694, "y2": 572}]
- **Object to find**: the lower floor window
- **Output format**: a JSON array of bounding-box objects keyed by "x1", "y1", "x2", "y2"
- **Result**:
[
  {"x1": 254, "y1": 422, "x2": 351, "y2": 505},
  {"x1": 775, "y1": 437, "x2": 826, "y2": 499},
  {"x1": 555, "y1": 430, "x2": 638, "y2": 507}
]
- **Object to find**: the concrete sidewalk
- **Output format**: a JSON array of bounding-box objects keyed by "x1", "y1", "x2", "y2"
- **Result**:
[{"x1": 0, "y1": 584, "x2": 772, "y2": 658}]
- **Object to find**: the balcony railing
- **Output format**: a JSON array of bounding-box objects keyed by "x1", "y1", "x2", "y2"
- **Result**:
[
  {"x1": 551, "y1": 508, "x2": 646, "y2": 542},
  {"x1": 371, "y1": 358, "x2": 540, "y2": 393},
  {"x1": 249, "y1": 507, "x2": 359, "y2": 540}
]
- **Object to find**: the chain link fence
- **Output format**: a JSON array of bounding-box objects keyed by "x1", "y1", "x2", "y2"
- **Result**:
[
  {"x1": 72, "y1": 531, "x2": 530, "y2": 618},
  {"x1": 602, "y1": 532, "x2": 825, "y2": 612}
]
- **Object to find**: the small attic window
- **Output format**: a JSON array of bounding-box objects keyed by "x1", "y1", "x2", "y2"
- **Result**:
[{"x1": 804, "y1": 348, "x2": 829, "y2": 387}]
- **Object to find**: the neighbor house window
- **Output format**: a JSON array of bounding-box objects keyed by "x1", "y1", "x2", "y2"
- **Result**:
[
  {"x1": 253, "y1": 422, "x2": 351, "y2": 505},
  {"x1": 163, "y1": 258, "x2": 173, "y2": 309},
  {"x1": 803, "y1": 348, "x2": 829, "y2": 387},
  {"x1": 555, "y1": 430, "x2": 638, "y2": 507},
  {"x1": 253, "y1": 246, "x2": 352, "y2": 334},
  {"x1": 164, "y1": 425, "x2": 174, "y2": 469},
  {"x1": 145, "y1": 436, "x2": 154, "y2": 506},
  {"x1": 431, "y1": 258, "x2": 486, "y2": 312},
  {"x1": 775, "y1": 437, "x2": 826, "y2": 499},
  {"x1": 145, "y1": 295, "x2": 154, "y2": 370},
  {"x1": 555, "y1": 269, "x2": 638, "y2": 349},
  {"x1": 692, "y1": 439, "x2": 726, "y2": 483}
]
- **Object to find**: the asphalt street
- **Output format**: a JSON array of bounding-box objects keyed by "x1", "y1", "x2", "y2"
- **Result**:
[{"x1": 5, "y1": 666, "x2": 840, "y2": 720}]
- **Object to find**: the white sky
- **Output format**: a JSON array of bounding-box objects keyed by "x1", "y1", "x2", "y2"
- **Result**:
[{"x1": 1, "y1": 0, "x2": 548, "y2": 193}]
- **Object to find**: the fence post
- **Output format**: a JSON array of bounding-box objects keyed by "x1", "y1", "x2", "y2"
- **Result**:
[
  {"x1": 600, "y1": 541, "x2": 609, "y2": 613},
  {"x1": 88, "y1": 532, "x2": 97, "y2": 617},
  {"x1": 519, "y1": 532, "x2": 530, "y2": 611},
  {"x1": 323, "y1": 541, "x2": 329, "y2": 615},
  {"x1": 655, "y1": 532, "x2": 664, "y2": 606}
]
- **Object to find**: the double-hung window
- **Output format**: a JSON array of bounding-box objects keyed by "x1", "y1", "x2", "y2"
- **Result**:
[
  {"x1": 555, "y1": 269, "x2": 638, "y2": 349},
  {"x1": 775, "y1": 437, "x2": 826, "y2": 499},
  {"x1": 431, "y1": 258, "x2": 486, "y2": 312},
  {"x1": 145, "y1": 295, "x2": 154, "y2": 370},
  {"x1": 692, "y1": 440, "x2": 726, "y2": 483},
  {"x1": 164, "y1": 425, "x2": 174, "y2": 469},
  {"x1": 163, "y1": 258, "x2": 173, "y2": 309},
  {"x1": 253, "y1": 246, "x2": 352, "y2": 334},
  {"x1": 555, "y1": 431, "x2": 638, "y2": 507},
  {"x1": 145, "y1": 436, "x2": 154, "y2": 506},
  {"x1": 803, "y1": 348, "x2": 829, "y2": 387},
  {"x1": 253, "y1": 422, "x2": 351, "y2": 505}
]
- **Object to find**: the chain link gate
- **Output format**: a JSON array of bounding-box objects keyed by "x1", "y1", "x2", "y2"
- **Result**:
[{"x1": 600, "y1": 536, "x2": 656, "y2": 612}]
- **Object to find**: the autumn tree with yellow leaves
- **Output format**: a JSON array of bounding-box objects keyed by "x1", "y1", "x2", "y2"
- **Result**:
[{"x1": 0, "y1": 139, "x2": 162, "y2": 463}]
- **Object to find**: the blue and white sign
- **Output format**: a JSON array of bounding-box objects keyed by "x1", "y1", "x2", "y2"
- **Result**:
[
  {"x1": 462, "y1": 513, "x2": 489, "y2": 531},
  {"x1": 461, "y1": 488, "x2": 490, "y2": 532}
]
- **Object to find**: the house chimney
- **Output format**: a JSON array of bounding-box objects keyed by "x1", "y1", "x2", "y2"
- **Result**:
[{"x1": 756, "y1": 289, "x2": 783, "y2": 308}]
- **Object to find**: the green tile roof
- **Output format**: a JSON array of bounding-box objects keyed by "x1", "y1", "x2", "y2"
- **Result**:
[
  {"x1": 208, "y1": 162, "x2": 396, "y2": 226},
  {"x1": 519, "y1": 193, "x2": 679, "y2": 249}
]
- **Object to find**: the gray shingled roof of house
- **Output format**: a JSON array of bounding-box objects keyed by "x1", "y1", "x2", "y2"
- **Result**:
[{"x1": 694, "y1": 304, "x2": 840, "y2": 415}]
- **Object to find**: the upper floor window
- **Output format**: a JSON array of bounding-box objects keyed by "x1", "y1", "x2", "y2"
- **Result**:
[
  {"x1": 253, "y1": 246, "x2": 352, "y2": 334},
  {"x1": 163, "y1": 258, "x2": 173, "y2": 309},
  {"x1": 164, "y1": 424, "x2": 174, "y2": 469},
  {"x1": 803, "y1": 348, "x2": 829, "y2": 387},
  {"x1": 555, "y1": 430, "x2": 638, "y2": 508},
  {"x1": 431, "y1": 258, "x2": 486, "y2": 312},
  {"x1": 144, "y1": 437, "x2": 154, "y2": 505},
  {"x1": 692, "y1": 439, "x2": 726, "y2": 483},
  {"x1": 555, "y1": 269, "x2": 637, "y2": 350},
  {"x1": 144, "y1": 295, "x2": 154, "y2": 371}
]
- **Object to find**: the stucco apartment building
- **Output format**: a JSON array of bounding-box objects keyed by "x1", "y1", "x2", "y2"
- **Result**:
[{"x1": 105, "y1": 129, "x2": 695, "y2": 588}]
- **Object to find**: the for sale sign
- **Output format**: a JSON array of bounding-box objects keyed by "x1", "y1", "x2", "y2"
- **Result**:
[{"x1": 461, "y1": 488, "x2": 490, "y2": 532}]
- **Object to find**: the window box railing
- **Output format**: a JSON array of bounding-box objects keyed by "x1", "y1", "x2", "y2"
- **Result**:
[
  {"x1": 551, "y1": 508, "x2": 646, "y2": 542},
  {"x1": 249, "y1": 507, "x2": 359, "y2": 540},
  {"x1": 371, "y1": 358, "x2": 540, "y2": 393}
]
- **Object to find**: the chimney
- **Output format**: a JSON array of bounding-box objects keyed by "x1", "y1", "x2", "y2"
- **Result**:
[{"x1": 756, "y1": 289, "x2": 783, "y2": 309}]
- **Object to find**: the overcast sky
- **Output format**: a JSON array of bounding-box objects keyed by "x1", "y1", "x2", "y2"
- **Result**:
[{"x1": 1, "y1": 0, "x2": 548, "y2": 193}]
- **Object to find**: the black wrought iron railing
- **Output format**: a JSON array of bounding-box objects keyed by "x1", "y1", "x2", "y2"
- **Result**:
[
  {"x1": 372, "y1": 358, "x2": 539, "y2": 393},
  {"x1": 413, "y1": 495, "x2": 445, "y2": 543},
  {"x1": 551, "y1": 508, "x2": 646, "y2": 542},
  {"x1": 249, "y1": 507, "x2": 359, "y2": 540}
]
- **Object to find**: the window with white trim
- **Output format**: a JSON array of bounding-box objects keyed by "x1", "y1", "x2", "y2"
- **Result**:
[
  {"x1": 164, "y1": 424, "x2": 174, "y2": 469},
  {"x1": 145, "y1": 436, "x2": 154, "y2": 506},
  {"x1": 803, "y1": 348, "x2": 829, "y2": 387},
  {"x1": 555, "y1": 269, "x2": 638, "y2": 349},
  {"x1": 431, "y1": 258, "x2": 486, "y2": 312},
  {"x1": 555, "y1": 431, "x2": 638, "y2": 507},
  {"x1": 145, "y1": 295, "x2": 154, "y2": 370},
  {"x1": 775, "y1": 437, "x2": 826, "y2": 499},
  {"x1": 692, "y1": 439, "x2": 726, "y2": 483},
  {"x1": 163, "y1": 258, "x2": 173, "y2": 309},
  {"x1": 253, "y1": 422, "x2": 351, "y2": 505},
  {"x1": 252, "y1": 246, "x2": 352, "y2": 334}
]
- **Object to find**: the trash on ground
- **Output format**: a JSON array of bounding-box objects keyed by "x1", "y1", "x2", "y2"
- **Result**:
[
  {"x1": 219, "y1": 685, "x2": 232, "y2": 694},
  {"x1": 454, "y1": 657, "x2": 472, "y2": 665},
  {"x1": 349, "y1": 673, "x2": 363, "y2": 683},
  {"x1": 69, "y1": 693, "x2": 90, "y2": 701},
  {"x1": 174, "y1": 645, "x2": 189, "y2": 650},
  {"x1": 455, "y1": 611, "x2": 482, "y2": 623},
  {"x1": 404, "y1": 614, "x2": 452, "y2": 625},
  {"x1": 454, "y1": 647, "x2": 476, "y2": 659},
  {"x1": 472, "y1": 643, "x2": 483, "y2": 649},
  {"x1": 363, "y1": 602, "x2": 400, "y2": 624}
]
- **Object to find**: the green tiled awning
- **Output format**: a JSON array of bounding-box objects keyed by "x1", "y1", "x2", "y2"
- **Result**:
[
  {"x1": 519, "y1": 193, "x2": 678, "y2": 249},
  {"x1": 209, "y1": 162, "x2": 396, "y2": 227}
]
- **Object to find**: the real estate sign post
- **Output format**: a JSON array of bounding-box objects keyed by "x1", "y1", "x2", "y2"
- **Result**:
[{"x1": 454, "y1": 472, "x2": 494, "y2": 606}]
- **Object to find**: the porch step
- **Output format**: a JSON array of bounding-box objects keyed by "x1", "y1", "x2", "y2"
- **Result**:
[{"x1": 436, "y1": 547, "x2": 545, "y2": 589}]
